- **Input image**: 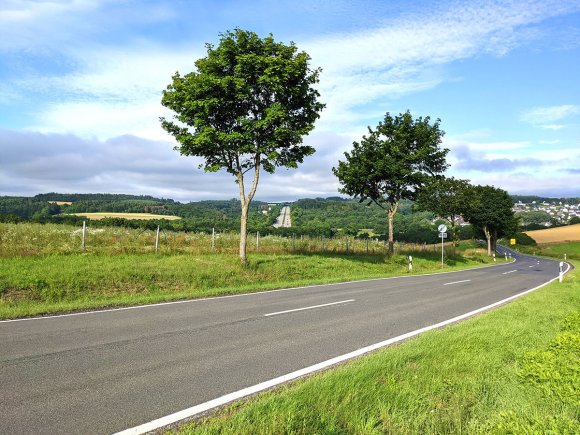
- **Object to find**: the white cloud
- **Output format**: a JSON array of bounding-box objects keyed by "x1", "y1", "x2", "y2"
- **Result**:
[{"x1": 521, "y1": 104, "x2": 580, "y2": 125}]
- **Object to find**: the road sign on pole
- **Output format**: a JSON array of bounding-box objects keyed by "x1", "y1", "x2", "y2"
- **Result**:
[{"x1": 438, "y1": 224, "x2": 447, "y2": 233}]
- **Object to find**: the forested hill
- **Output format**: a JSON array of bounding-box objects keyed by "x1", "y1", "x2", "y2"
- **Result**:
[{"x1": 34, "y1": 193, "x2": 175, "y2": 203}]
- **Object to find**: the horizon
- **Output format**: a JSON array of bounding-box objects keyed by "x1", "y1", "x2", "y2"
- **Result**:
[{"x1": 1, "y1": 1, "x2": 580, "y2": 200}]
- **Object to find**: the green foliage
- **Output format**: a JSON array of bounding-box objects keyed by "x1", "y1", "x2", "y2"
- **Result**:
[
  {"x1": 161, "y1": 28, "x2": 324, "y2": 176},
  {"x1": 513, "y1": 232, "x2": 537, "y2": 246},
  {"x1": 333, "y1": 111, "x2": 448, "y2": 208},
  {"x1": 333, "y1": 111, "x2": 448, "y2": 253},
  {"x1": 462, "y1": 185, "x2": 518, "y2": 254},
  {"x1": 517, "y1": 210, "x2": 552, "y2": 230}
]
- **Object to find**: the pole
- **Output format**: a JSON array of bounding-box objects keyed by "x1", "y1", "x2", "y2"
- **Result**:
[
  {"x1": 155, "y1": 225, "x2": 160, "y2": 255},
  {"x1": 366, "y1": 238, "x2": 369, "y2": 254},
  {"x1": 441, "y1": 233, "x2": 444, "y2": 267},
  {"x1": 82, "y1": 221, "x2": 86, "y2": 252},
  {"x1": 256, "y1": 231, "x2": 260, "y2": 251},
  {"x1": 346, "y1": 237, "x2": 349, "y2": 254},
  {"x1": 409, "y1": 255, "x2": 413, "y2": 273},
  {"x1": 559, "y1": 262, "x2": 564, "y2": 283},
  {"x1": 212, "y1": 228, "x2": 215, "y2": 253},
  {"x1": 292, "y1": 233, "x2": 296, "y2": 252},
  {"x1": 493, "y1": 253, "x2": 496, "y2": 262},
  {"x1": 321, "y1": 236, "x2": 325, "y2": 253}
]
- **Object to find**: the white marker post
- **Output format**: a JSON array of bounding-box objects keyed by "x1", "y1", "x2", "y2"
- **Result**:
[
  {"x1": 505, "y1": 252, "x2": 508, "y2": 261},
  {"x1": 211, "y1": 228, "x2": 215, "y2": 253},
  {"x1": 409, "y1": 255, "x2": 413, "y2": 273},
  {"x1": 155, "y1": 225, "x2": 160, "y2": 255},
  {"x1": 438, "y1": 224, "x2": 447, "y2": 268},
  {"x1": 256, "y1": 231, "x2": 260, "y2": 251},
  {"x1": 559, "y1": 262, "x2": 564, "y2": 283},
  {"x1": 493, "y1": 253, "x2": 496, "y2": 262},
  {"x1": 82, "y1": 221, "x2": 86, "y2": 252}
]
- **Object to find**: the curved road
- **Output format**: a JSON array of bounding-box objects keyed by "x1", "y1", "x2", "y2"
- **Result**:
[{"x1": 0, "y1": 249, "x2": 569, "y2": 434}]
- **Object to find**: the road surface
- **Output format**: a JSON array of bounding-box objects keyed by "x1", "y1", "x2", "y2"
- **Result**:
[
  {"x1": 0, "y1": 250, "x2": 567, "y2": 434},
  {"x1": 272, "y1": 205, "x2": 291, "y2": 228}
]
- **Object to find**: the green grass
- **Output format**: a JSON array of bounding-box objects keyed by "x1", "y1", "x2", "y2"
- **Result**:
[
  {"x1": 0, "y1": 246, "x2": 497, "y2": 319},
  {"x1": 172, "y1": 262, "x2": 579, "y2": 435},
  {"x1": 517, "y1": 241, "x2": 580, "y2": 261}
]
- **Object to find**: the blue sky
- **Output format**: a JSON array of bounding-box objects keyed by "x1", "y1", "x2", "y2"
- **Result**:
[{"x1": 1, "y1": 0, "x2": 579, "y2": 201}]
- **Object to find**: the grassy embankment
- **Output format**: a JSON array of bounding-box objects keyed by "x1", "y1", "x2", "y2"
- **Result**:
[
  {"x1": 0, "y1": 223, "x2": 498, "y2": 319},
  {"x1": 174, "y1": 262, "x2": 579, "y2": 435}
]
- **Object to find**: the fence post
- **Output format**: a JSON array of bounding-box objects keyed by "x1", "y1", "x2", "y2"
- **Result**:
[
  {"x1": 82, "y1": 221, "x2": 86, "y2": 252},
  {"x1": 256, "y1": 231, "x2": 260, "y2": 251},
  {"x1": 346, "y1": 237, "x2": 349, "y2": 254},
  {"x1": 366, "y1": 238, "x2": 369, "y2": 254},
  {"x1": 322, "y1": 236, "x2": 325, "y2": 254},
  {"x1": 212, "y1": 228, "x2": 215, "y2": 253},
  {"x1": 155, "y1": 225, "x2": 160, "y2": 254},
  {"x1": 292, "y1": 233, "x2": 296, "y2": 252}
]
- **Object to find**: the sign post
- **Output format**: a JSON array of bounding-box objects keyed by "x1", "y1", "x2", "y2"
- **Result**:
[
  {"x1": 559, "y1": 262, "x2": 564, "y2": 283},
  {"x1": 408, "y1": 255, "x2": 413, "y2": 273},
  {"x1": 438, "y1": 224, "x2": 447, "y2": 267}
]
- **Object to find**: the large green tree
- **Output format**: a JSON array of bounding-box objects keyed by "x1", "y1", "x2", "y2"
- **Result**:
[
  {"x1": 415, "y1": 177, "x2": 470, "y2": 253},
  {"x1": 333, "y1": 111, "x2": 448, "y2": 254},
  {"x1": 462, "y1": 185, "x2": 518, "y2": 255},
  {"x1": 160, "y1": 29, "x2": 324, "y2": 264}
]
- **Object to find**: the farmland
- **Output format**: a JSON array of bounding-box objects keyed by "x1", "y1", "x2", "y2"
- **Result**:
[
  {"x1": 524, "y1": 223, "x2": 580, "y2": 243},
  {"x1": 69, "y1": 212, "x2": 182, "y2": 220}
]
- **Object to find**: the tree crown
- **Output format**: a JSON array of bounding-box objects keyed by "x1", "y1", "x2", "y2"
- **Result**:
[
  {"x1": 333, "y1": 111, "x2": 449, "y2": 208},
  {"x1": 160, "y1": 28, "x2": 325, "y2": 175}
]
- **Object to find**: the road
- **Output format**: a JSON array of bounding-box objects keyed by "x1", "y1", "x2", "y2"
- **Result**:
[
  {"x1": 272, "y1": 205, "x2": 291, "y2": 228},
  {"x1": 0, "y1": 250, "x2": 567, "y2": 434}
]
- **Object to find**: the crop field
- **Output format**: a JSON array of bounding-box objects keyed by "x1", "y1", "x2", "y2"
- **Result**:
[
  {"x1": 68, "y1": 212, "x2": 182, "y2": 220},
  {"x1": 524, "y1": 223, "x2": 580, "y2": 243}
]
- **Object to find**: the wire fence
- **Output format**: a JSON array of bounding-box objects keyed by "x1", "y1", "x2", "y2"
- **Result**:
[{"x1": 0, "y1": 222, "x2": 454, "y2": 258}]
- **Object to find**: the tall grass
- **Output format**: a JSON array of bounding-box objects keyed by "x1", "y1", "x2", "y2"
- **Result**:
[{"x1": 0, "y1": 222, "x2": 456, "y2": 257}]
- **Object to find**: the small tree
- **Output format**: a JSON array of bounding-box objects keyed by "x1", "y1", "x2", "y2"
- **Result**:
[
  {"x1": 161, "y1": 29, "x2": 324, "y2": 264},
  {"x1": 415, "y1": 177, "x2": 470, "y2": 254},
  {"x1": 333, "y1": 111, "x2": 448, "y2": 255},
  {"x1": 463, "y1": 185, "x2": 518, "y2": 255}
]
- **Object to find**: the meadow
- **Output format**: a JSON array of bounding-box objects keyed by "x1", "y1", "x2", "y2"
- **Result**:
[
  {"x1": 173, "y1": 261, "x2": 579, "y2": 435},
  {"x1": 0, "y1": 222, "x2": 495, "y2": 319}
]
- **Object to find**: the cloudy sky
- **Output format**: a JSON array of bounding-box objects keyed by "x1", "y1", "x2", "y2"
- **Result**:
[{"x1": 1, "y1": 0, "x2": 579, "y2": 202}]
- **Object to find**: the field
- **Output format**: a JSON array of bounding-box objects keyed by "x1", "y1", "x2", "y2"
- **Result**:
[
  {"x1": 0, "y1": 222, "x2": 497, "y2": 319},
  {"x1": 174, "y1": 262, "x2": 579, "y2": 435},
  {"x1": 524, "y1": 223, "x2": 580, "y2": 243},
  {"x1": 68, "y1": 212, "x2": 182, "y2": 220}
]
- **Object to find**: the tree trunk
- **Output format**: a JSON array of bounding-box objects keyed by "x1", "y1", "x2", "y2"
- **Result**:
[
  {"x1": 483, "y1": 225, "x2": 492, "y2": 256},
  {"x1": 236, "y1": 155, "x2": 261, "y2": 266},
  {"x1": 239, "y1": 202, "x2": 249, "y2": 264},
  {"x1": 386, "y1": 202, "x2": 398, "y2": 256}
]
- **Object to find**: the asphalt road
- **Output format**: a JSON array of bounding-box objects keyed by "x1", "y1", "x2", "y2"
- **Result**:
[
  {"x1": 0, "y1": 250, "x2": 566, "y2": 434},
  {"x1": 272, "y1": 206, "x2": 291, "y2": 228}
]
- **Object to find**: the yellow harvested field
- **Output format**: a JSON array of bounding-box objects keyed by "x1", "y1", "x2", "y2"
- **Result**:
[
  {"x1": 524, "y1": 223, "x2": 580, "y2": 243},
  {"x1": 49, "y1": 201, "x2": 73, "y2": 205},
  {"x1": 69, "y1": 213, "x2": 181, "y2": 221}
]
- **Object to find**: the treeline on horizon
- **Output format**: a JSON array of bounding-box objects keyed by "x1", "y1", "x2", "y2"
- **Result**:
[{"x1": 0, "y1": 193, "x2": 578, "y2": 242}]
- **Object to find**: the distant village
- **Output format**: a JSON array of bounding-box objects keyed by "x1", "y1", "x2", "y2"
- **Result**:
[{"x1": 513, "y1": 199, "x2": 580, "y2": 226}]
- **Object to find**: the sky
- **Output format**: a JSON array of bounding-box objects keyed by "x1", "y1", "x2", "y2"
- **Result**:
[{"x1": 1, "y1": 0, "x2": 579, "y2": 202}]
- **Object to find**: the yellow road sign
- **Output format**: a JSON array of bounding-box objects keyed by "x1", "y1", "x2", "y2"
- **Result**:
[{"x1": 510, "y1": 238, "x2": 516, "y2": 245}]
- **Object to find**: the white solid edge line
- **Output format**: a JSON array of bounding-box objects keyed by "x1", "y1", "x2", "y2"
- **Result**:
[
  {"x1": 112, "y1": 261, "x2": 572, "y2": 435},
  {"x1": 0, "y1": 257, "x2": 518, "y2": 323},
  {"x1": 264, "y1": 299, "x2": 355, "y2": 317},
  {"x1": 443, "y1": 279, "x2": 471, "y2": 286}
]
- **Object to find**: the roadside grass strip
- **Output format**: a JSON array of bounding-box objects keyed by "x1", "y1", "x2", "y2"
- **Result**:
[
  {"x1": 171, "y1": 262, "x2": 579, "y2": 435},
  {"x1": 0, "y1": 248, "x2": 499, "y2": 320}
]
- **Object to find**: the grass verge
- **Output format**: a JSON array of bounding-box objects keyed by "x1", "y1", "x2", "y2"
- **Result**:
[
  {"x1": 0, "y1": 245, "x2": 498, "y2": 319},
  {"x1": 172, "y1": 261, "x2": 579, "y2": 434}
]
